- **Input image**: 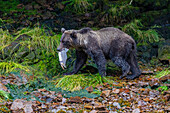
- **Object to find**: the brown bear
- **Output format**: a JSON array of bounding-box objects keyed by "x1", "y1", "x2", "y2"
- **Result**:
[{"x1": 57, "y1": 27, "x2": 141, "y2": 79}]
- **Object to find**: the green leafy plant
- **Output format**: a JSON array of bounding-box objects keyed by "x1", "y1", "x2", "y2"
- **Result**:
[
  {"x1": 156, "y1": 86, "x2": 168, "y2": 93},
  {"x1": 0, "y1": 0, "x2": 23, "y2": 13},
  {"x1": 5, "y1": 79, "x2": 48, "y2": 100},
  {"x1": 0, "y1": 0, "x2": 39, "y2": 17},
  {"x1": 4, "y1": 76, "x2": 99, "y2": 100},
  {"x1": 0, "y1": 90, "x2": 13, "y2": 100}
]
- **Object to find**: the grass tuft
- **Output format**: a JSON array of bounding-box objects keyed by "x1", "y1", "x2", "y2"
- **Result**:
[
  {"x1": 56, "y1": 74, "x2": 114, "y2": 91},
  {"x1": 155, "y1": 68, "x2": 170, "y2": 78},
  {"x1": 0, "y1": 90, "x2": 13, "y2": 100},
  {"x1": 0, "y1": 61, "x2": 30, "y2": 74},
  {"x1": 63, "y1": 0, "x2": 92, "y2": 13}
]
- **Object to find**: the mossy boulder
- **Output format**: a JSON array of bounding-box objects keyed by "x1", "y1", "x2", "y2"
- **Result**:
[
  {"x1": 158, "y1": 40, "x2": 170, "y2": 60},
  {"x1": 1, "y1": 34, "x2": 33, "y2": 60}
]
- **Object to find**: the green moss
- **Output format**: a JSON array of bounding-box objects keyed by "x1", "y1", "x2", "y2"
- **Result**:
[
  {"x1": 0, "y1": 0, "x2": 40, "y2": 17},
  {"x1": 158, "y1": 45, "x2": 170, "y2": 60},
  {"x1": 25, "y1": 10, "x2": 39, "y2": 16},
  {"x1": 0, "y1": 0, "x2": 23, "y2": 13}
]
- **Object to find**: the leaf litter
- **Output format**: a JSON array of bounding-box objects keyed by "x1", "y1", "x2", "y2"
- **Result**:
[{"x1": 0, "y1": 69, "x2": 169, "y2": 112}]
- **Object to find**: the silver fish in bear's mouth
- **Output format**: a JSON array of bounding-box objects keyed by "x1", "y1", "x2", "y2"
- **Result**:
[{"x1": 58, "y1": 48, "x2": 69, "y2": 69}]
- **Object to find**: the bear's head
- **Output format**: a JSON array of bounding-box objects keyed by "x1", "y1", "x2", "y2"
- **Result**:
[
  {"x1": 57, "y1": 27, "x2": 92, "y2": 51},
  {"x1": 57, "y1": 28, "x2": 78, "y2": 51}
]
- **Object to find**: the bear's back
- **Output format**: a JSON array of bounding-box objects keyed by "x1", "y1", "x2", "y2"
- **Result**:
[
  {"x1": 96, "y1": 27, "x2": 135, "y2": 43},
  {"x1": 97, "y1": 27, "x2": 126, "y2": 39}
]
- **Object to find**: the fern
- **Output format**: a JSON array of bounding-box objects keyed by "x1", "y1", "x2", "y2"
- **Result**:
[
  {"x1": 122, "y1": 20, "x2": 160, "y2": 43},
  {"x1": 144, "y1": 29, "x2": 159, "y2": 43}
]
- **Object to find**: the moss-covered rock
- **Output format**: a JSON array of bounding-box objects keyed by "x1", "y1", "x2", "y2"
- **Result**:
[{"x1": 158, "y1": 40, "x2": 170, "y2": 60}]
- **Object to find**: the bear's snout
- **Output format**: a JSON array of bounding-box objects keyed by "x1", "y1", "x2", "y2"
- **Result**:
[{"x1": 57, "y1": 42, "x2": 64, "y2": 51}]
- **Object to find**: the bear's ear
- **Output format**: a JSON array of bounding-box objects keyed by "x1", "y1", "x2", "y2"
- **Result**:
[
  {"x1": 70, "y1": 31, "x2": 77, "y2": 38},
  {"x1": 61, "y1": 28, "x2": 66, "y2": 33}
]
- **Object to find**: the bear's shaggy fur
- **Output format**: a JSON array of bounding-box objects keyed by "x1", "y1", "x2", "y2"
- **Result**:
[{"x1": 57, "y1": 27, "x2": 141, "y2": 79}]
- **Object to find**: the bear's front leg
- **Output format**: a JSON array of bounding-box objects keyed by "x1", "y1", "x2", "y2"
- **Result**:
[
  {"x1": 73, "y1": 50, "x2": 88, "y2": 74},
  {"x1": 87, "y1": 49, "x2": 106, "y2": 77},
  {"x1": 64, "y1": 50, "x2": 87, "y2": 75}
]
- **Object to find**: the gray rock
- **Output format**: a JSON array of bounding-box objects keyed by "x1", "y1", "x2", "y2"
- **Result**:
[
  {"x1": 132, "y1": 108, "x2": 140, "y2": 113},
  {"x1": 11, "y1": 99, "x2": 33, "y2": 113},
  {"x1": 113, "y1": 102, "x2": 121, "y2": 109}
]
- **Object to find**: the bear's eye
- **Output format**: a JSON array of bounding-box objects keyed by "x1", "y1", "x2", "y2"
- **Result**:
[{"x1": 62, "y1": 41, "x2": 68, "y2": 45}]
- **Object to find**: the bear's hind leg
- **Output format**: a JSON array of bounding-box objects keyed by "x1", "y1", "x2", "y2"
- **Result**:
[
  {"x1": 126, "y1": 53, "x2": 141, "y2": 79},
  {"x1": 87, "y1": 50, "x2": 107, "y2": 77},
  {"x1": 112, "y1": 57, "x2": 130, "y2": 79}
]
